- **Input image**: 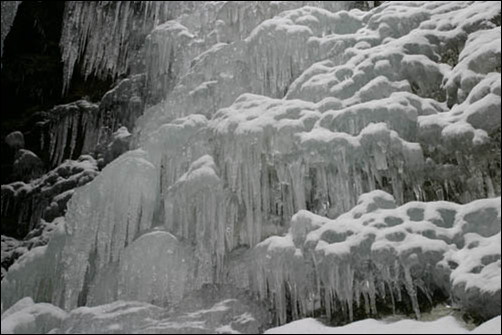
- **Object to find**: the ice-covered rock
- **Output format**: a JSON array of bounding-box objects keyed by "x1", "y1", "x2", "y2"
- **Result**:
[
  {"x1": 37, "y1": 100, "x2": 101, "y2": 168},
  {"x1": 1, "y1": 218, "x2": 63, "y2": 279},
  {"x1": 1, "y1": 156, "x2": 98, "y2": 238},
  {"x1": 59, "y1": 2, "x2": 203, "y2": 93},
  {"x1": 4, "y1": 131, "x2": 25, "y2": 150},
  {"x1": 250, "y1": 191, "x2": 501, "y2": 323},
  {"x1": 103, "y1": 126, "x2": 132, "y2": 165},
  {"x1": 12, "y1": 150, "x2": 43, "y2": 182},
  {"x1": 98, "y1": 74, "x2": 146, "y2": 137},
  {"x1": 0, "y1": 297, "x2": 67, "y2": 335}
]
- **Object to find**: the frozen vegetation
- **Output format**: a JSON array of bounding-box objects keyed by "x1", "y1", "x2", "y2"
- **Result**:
[{"x1": 1, "y1": 1, "x2": 501, "y2": 334}]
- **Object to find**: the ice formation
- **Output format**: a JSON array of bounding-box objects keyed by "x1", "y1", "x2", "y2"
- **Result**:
[
  {"x1": 1, "y1": 156, "x2": 98, "y2": 238},
  {"x1": 1, "y1": 1, "x2": 501, "y2": 333},
  {"x1": 59, "y1": 1, "x2": 202, "y2": 93},
  {"x1": 0, "y1": 1, "x2": 20, "y2": 58},
  {"x1": 38, "y1": 101, "x2": 101, "y2": 168},
  {"x1": 250, "y1": 191, "x2": 501, "y2": 324}
]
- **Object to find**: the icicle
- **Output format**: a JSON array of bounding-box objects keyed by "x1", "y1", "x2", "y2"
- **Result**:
[{"x1": 403, "y1": 265, "x2": 421, "y2": 319}]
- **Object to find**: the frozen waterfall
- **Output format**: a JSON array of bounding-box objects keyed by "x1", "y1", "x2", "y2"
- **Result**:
[{"x1": 1, "y1": 1, "x2": 501, "y2": 334}]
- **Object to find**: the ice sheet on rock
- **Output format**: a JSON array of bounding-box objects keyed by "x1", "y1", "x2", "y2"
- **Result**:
[
  {"x1": 140, "y1": 114, "x2": 210, "y2": 192},
  {"x1": 98, "y1": 74, "x2": 147, "y2": 146},
  {"x1": 250, "y1": 191, "x2": 501, "y2": 323},
  {"x1": 0, "y1": 222, "x2": 68, "y2": 312},
  {"x1": 104, "y1": 126, "x2": 132, "y2": 164},
  {"x1": 0, "y1": 298, "x2": 67, "y2": 335},
  {"x1": 164, "y1": 155, "x2": 229, "y2": 285},
  {"x1": 1, "y1": 150, "x2": 158, "y2": 311},
  {"x1": 58, "y1": 150, "x2": 158, "y2": 310},
  {"x1": 91, "y1": 231, "x2": 192, "y2": 307},
  {"x1": 144, "y1": 20, "x2": 200, "y2": 101}
]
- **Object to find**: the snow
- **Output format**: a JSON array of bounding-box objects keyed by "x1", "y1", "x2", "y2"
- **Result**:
[
  {"x1": 444, "y1": 27, "x2": 501, "y2": 105},
  {"x1": 265, "y1": 316, "x2": 502, "y2": 334}
]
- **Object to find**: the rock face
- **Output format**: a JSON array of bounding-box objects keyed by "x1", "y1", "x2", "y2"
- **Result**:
[{"x1": 1, "y1": 1, "x2": 501, "y2": 333}]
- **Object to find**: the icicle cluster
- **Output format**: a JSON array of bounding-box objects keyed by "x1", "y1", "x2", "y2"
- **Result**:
[
  {"x1": 250, "y1": 191, "x2": 501, "y2": 324},
  {"x1": 39, "y1": 101, "x2": 101, "y2": 168},
  {"x1": 59, "y1": 1, "x2": 202, "y2": 93}
]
